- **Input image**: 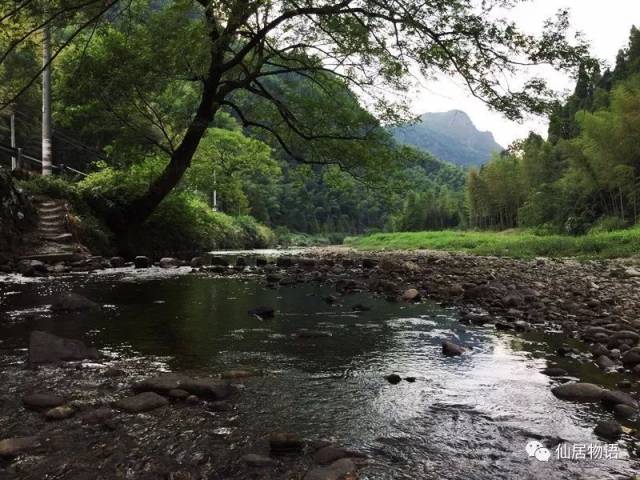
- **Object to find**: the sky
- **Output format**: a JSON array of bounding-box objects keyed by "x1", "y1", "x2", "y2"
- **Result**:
[{"x1": 410, "y1": 0, "x2": 640, "y2": 147}]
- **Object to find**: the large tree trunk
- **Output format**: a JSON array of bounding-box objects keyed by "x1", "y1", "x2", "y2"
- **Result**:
[{"x1": 104, "y1": 95, "x2": 220, "y2": 235}]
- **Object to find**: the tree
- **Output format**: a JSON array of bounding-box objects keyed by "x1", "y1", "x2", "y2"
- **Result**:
[{"x1": 1, "y1": 0, "x2": 588, "y2": 236}]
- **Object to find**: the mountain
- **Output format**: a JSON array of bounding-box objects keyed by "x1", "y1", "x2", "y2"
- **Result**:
[{"x1": 391, "y1": 110, "x2": 504, "y2": 167}]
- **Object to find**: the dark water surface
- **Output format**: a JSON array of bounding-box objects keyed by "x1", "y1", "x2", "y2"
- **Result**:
[{"x1": 1, "y1": 267, "x2": 638, "y2": 479}]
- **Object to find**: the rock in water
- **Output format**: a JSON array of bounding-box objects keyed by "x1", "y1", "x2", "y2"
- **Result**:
[
  {"x1": 401, "y1": 288, "x2": 421, "y2": 302},
  {"x1": 614, "y1": 404, "x2": 637, "y2": 419},
  {"x1": 621, "y1": 348, "x2": 640, "y2": 367},
  {"x1": 44, "y1": 405, "x2": 75, "y2": 420},
  {"x1": 50, "y1": 293, "x2": 100, "y2": 312},
  {"x1": 159, "y1": 257, "x2": 179, "y2": 268},
  {"x1": 541, "y1": 367, "x2": 568, "y2": 377},
  {"x1": 28, "y1": 331, "x2": 99, "y2": 366},
  {"x1": 109, "y1": 256, "x2": 125, "y2": 268},
  {"x1": 442, "y1": 340, "x2": 465, "y2": 357},
  {"x1": 601, "y1": 390, "x2": 638, "y2": 409},
  {"x1": 384, "y1": 374, "x2": 402, "y2": 385},
  {"x1": 221, "y1": 369, "x2": 258, "y2": 380},
  {"x1": 113, "y1": 392, "x2": 168, "y2": 413},
  {"x1": 269, "y1": 432, "x2": 304, "y2": 454},
  {"x1": 134, "y1": 256, "x2": 151, "y2": 269},
  {"x1": 0, "y1": 437, "x2": 39, "y2": 458},
  {"x1": 22, "y1": 392, "x2": 65, "y2": 411},
  {"x1": 594, "y1": 420, "x2": 623, "y2": 440},
  {"x1": 304, "y1": 458, "x2": 357, "y2": 480},
  {"x1": 551, "y1": 383, "x2": 605, "y2": 402}
]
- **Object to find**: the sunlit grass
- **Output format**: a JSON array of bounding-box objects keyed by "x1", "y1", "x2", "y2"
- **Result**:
[{"x1": 344, "y1": 227, "x2": 640, "y2": 259}]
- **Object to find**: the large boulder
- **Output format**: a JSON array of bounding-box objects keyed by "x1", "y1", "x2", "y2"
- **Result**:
[
  {"x1": 551, "y1": 383, "x2": 605, "y2": 402},
  {"x1": 28, "y1": 331, "x2": 99, "y2": 366},
  {"x1": 50, "y1": 293, "x2": 100, "y2": 312},
  {"x1": 269, "y1": 432, "x2": 304, "y2": 454}
]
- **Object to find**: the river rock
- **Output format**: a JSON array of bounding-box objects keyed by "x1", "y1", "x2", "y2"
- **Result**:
[
  {"x1": 159, "y1": 257, "x2": 179, "y2": 268},
  {"x1": 621, "y1": 348, "x2": 640, "y2": 367},
  {"x1": 596, "y1": 355, "x2": 616, "y2": 370},
  {"x1": 269, "y1": 432, "x2": 304, "y2": 454},
  {"x1": 304, "y1": 458, "x2": 357, "y2": 480},
  {"x1": 0, "y1": 436, "x2": 39, "y2": 458},
  {"x1": 109, "y1": 256, "x2": 125, "y2": 268},
  {"x1": 50, "y1": 293, "x2": 100, "y2": 311},
  {"x1": 248, "y1": 306, "x2": 275, "y2": 318},
  {"x1": 207, "y1": 401, "x2": 234, "y2": 412},
  {"x1": 17, "y1": 259, "x2": 47, "y2": 277},
  {"x1": 134, "y1": 373, "x2": 187, "y2": 393},
  {"x1": 134, "y1": 256, "x2": 151, "y2": 268},
  {"x1": 551, "y1": 383, "x2": 605, "y2": 402},
  {"x1": 242, "y1": 453, "x2": 276, "y2": 467},
  {"x1": 168, "y1": 389, "x2": 190, "y2": 400},
  {"x1": 384, "y1": 374, "x2": 402, "y2": 385},
  {"x1": 594, "y1": 420, "x2": 623, "y2": 440},
  {"x1": 601, "y1": 390, "x2": 637, "y2": 409},
  {"x1": 179, "y1": 377, "x2": 234, "y2": 400},
  {"x1": 23, "y1": 392, "x2": 65, "y2": 411},
  {"x1": 113, "y1": 392, "x2": 168, "y2": 413},
  {"x1": 401, "y1": 288, "x2": 421, "y2": 302},
  {"x1": 28, "y1": 330, "x2": 99, "y2": 366},
  {"x1": 614, "y1": 404, "x2": 637, "y2": 419},
  {"x1": 190, "y1": 256, "x2": 206, "y2": 268},
  {"x1": 542, "y1": 367, "x2": 568, "y2": 377},
  {"x1": 442, "y1": 340, "x2": 465, "y2": 357},
  {"x1": 44, "y1": 405, "x2": 75, "y2": 420}
]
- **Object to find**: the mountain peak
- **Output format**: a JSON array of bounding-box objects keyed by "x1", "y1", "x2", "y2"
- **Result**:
[{"x1": 393, "y1": 110, "x2": 503, "y2": 167}]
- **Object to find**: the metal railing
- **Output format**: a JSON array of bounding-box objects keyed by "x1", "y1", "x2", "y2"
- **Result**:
[{"x1": 0, "y1": 142, "x2": 87, "y2": 177}]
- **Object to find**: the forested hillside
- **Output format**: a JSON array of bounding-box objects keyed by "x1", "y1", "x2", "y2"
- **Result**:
[
  {"x1": 391, "y1": 110, "x2": 504, "y2": 167},
  {"x1": 465, "y1": 26, "x2": 640, "y2": 234}
]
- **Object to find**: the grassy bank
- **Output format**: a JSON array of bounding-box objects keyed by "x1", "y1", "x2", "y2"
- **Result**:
[{"x1": 345, "y1": 227, "x2": 640, "y2": 259}]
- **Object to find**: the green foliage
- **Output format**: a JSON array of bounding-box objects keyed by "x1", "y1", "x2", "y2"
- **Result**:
[{"x1": 347, "y1": 227, "x2": 640, "y2": 259}]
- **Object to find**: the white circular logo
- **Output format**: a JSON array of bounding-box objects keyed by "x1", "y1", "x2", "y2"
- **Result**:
[{"x1": 526, "y1": 440, "x2": 551, "y2": 462}]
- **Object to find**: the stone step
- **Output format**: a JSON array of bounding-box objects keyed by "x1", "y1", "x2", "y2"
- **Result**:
[
  {"x1": 35, "y1": 199, "x2": 66, "y2": 207},
  {"x1": 38, "y1": 225, "x2": 66, "y2": 233},
  {"x1": 18, "y1": 252, "x2": 81, "y2": 264},
  {"x1": 40, "y1": 233, "x2": 73, "y2": 243},
  {"x1": 37, "y1": 205, "x2": 66, "y2": 215},
  {"x1": 38, "y1": 219, "x2": 66, "y2": 227}
]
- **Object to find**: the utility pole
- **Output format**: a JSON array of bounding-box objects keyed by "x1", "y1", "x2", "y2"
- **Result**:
[
  {"x1": 41, "y1": 21, "x2": 53, "y2": 176},
  {"x1": 10, "y1": 114, "x2": 16, "y2": 170}
]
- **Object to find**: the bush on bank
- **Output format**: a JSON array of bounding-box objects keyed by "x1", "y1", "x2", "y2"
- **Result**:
[{"x1": 19, "y1": 165, "x2": 275, "y2": 257}]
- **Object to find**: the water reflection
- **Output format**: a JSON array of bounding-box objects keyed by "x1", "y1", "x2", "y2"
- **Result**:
[{"x1": 0, "y1": 271, "x2": 638, "y2": 479}]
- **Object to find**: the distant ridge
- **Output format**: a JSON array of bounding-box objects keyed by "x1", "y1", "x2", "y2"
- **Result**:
[{"x1": 391, "y1": 110, "x2": 504, "y2": 167}]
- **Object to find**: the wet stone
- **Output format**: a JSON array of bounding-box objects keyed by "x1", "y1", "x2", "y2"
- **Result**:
[
  {"x1": 551, "y1": 383, "x2": 605, "y2": 402},
  {"x1": 113, "y1": 392, "x2": 169, "y2": 413},
  {"x1": 22, "y1": 392, "x2": 65, "y2": 411},
  {"x1": 442, "y1": 340, "x2": 465, "y2": 357},
  {"x1": 80, "y1": 407, "x2": 113, "y2": 425},
  {"x1": 384, "y1": 374, "x2": 402, "y2": 385},
  {"x1": 0, "y1": 436, "x2": 39, "y2": 458},
  {"x1": 28, "y1": 330, "x2": 99, "y2": 366},
  {"x1": 541, "y1": 367, "x2": 568, "y2": 377},
  {"x1": 50, "y1": 293, "x2": 100, "y2": 312},
  {"x1": 44, "y1": 405, "x2": 75, "y2": 420},
  {"x1": 614, "y1": 404, "x2": 637, "y2": 420},
  {"x1": 168, "y1": 389, "x2": 190, "y2": 400},
  {"x1": 594, "y1": 420, "x2": 623, "y2": 440}
]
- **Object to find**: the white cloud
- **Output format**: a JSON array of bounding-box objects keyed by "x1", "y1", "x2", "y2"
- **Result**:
[{"x1": 410, "y1": 0, "x2": 640, "y2": 147}]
